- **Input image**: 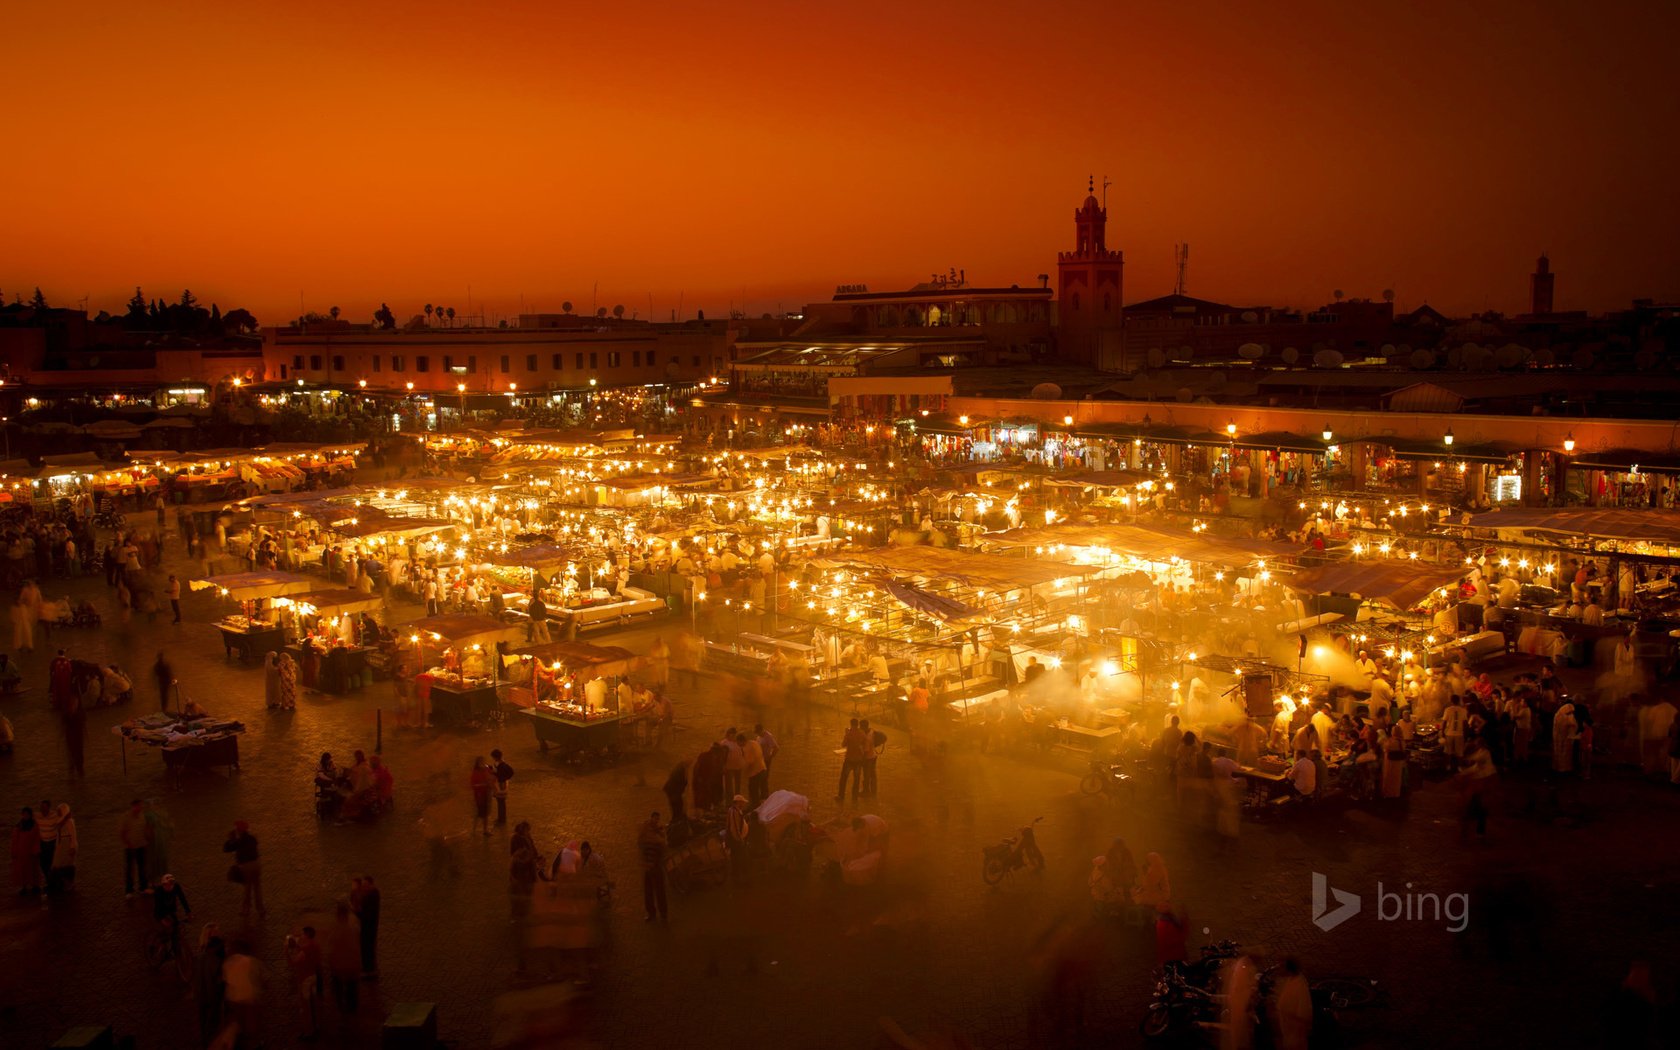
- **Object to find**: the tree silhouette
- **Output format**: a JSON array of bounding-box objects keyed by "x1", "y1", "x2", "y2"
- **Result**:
[
  {"x1": 224, "y1": 308, "x2": 258, "y2": 334},
  {"x1": 374, "y1": 303, "x2": 396, "y2": 329},
  {"x1": 180, "y1": 289, "x2": 198, "y2": 308},
  {"x1": 596, "y1": 307, "x2": 608, "y2": 319},
  {"x1": 29, "y1": 288, "x2": 47, "y2": 309},
  {"x1": 329, "y1": 305, "x2": 341, "y2": 321},
  {"x1": 126, "y1": 287, "x2": 147, "y2": 317},
  {"x1": 209, "y1": 303, "x2": 223, "y2": 335},
  {"x1": 424, "y1": 303, "x2": 434, "y2": 326},
  {"x1": 446, "y1": 306, "x2": 455, "y2": 326}
]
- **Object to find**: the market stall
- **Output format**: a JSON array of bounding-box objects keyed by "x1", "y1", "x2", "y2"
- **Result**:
[
  {"x1": 281, "y1": 589, "x2": 389, "y2": 693},
  {"x1": 511, "y1": 640, "x2": 643, "y2": 760},
  {"x1": 189, "y1": 571, "x2": 317, "y2": 662},
  {"x1": 400, "y1": 613, "x2": 526, "y2": 728},
  {"x1": 117, "y1": 711, "x2": 246, "y2": 779}
]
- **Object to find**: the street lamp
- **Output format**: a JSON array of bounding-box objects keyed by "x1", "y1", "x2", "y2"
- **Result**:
[
  {"x1": 1443, "y1": 427, "x2": 1454, "y2": 447},
  {"x1": 1063, "y1": 415, "x2": 1074, "y2": 426},
  {"x1": 405, "y1": 382, "x2": 414, "y2": 392},
  {"x1": 1226, "y1": 421, "x2": 1237, "y2": 436},
  {"x1": 1563, "y1": 432, "x2": 1575, "y2": 453},
  {"x1": 1322, "y1": 427, "x2": 1333, "y2": 442},
  {"x1": 358, "y1": 379, "x2": 367, "y2": 389}
]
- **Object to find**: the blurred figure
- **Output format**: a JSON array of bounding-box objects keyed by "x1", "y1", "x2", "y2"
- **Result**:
[{"x1": 1273, "y1": 958, "x2": 1313, "y2": 1050}]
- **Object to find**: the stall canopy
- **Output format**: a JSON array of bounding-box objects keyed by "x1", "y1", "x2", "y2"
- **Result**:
[
  {"x1": 188, "y1": 571, "x2": 317, "y2": 600},
  {"x1": 288, "y1": 589, "x2": 385, "y2": 617},
  {"x1": 989, "y1": 522, "x2": 1297, "y2": 567},
  {"x1": 1041, "y1": 469, "x2": 1153, "y2": 488},
  {"x1": 399, "y1": 613, "x2": 525, "y2": 647},
  {"x1": 829, "y1": 546, "x2": 1099, "y2": 591},
  {"x1": 1284, "y1": 563, "x2": 1464, "y2": 610},
  {"x1": 38, "y1": 452, "x2": 109, "y2": 476},
  {"x1": 483, "y1": 544, "x2": 580, "y2": 571},
  {"x1": 876, "y1": 578, "x2": 983, "y2": 622},
  {"x1": 1462, "y1": 507, "x2": 1680, "y2": 545},
  {"x1": 511, "y1": 641, "x2": 641, "y2": 679}
]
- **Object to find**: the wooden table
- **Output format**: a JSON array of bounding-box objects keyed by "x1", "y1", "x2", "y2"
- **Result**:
[
  {"x1": 523, "y1": 708, "x2": 623, "y2": 760},
  {"x1": 218, "y1": 624, "x2": 285, "y2": 664},
  {"x1": 1094, "y1": 707, "x2": 1132, "y2": 728},
  {"x1": 426, "y1": 681, "x2": 499, "y2": 728}
]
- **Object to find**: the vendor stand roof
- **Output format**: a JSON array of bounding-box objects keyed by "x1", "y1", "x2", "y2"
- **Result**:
[
  {"x1": 188, "y1": 571, "x2": 317, "y2": 600},
  {"x1": 511, "y1": 641, "x2": 641, "y2": 678},
  {"x1": 1284, "y1": 562, "x2": 1464, "y2": 610},
  {"x1": 399, "y1": 613, "x2": 525, "y2": 647},
  {"x1": 988, "y1": 522, "x2": 1298, "y2": 568},
  {"x1": 287, "y1": 589, "x2": 386, "y2": 617},
  {"x1": 829, "y1": 546, "x2": 1102, "y2": 592},
  {"x1": 1461, "y1": 507, "x2": 1680, "y2": 544}
]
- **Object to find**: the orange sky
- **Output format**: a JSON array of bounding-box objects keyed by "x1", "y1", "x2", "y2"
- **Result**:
[{"x1": 6, "y1": 0, "x2": 1678, "y2": 325}]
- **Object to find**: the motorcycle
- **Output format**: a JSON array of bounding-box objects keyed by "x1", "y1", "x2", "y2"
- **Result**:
[
  {"x1": 981, "y1": 816, "x2": 1044, "y2": 885},
  {"x1": 1140, "y1": 964, "x2": 1225, "y2": 1039},
  {"x1": 1079, "y1": 757, "x2": 1136, "y2": 801}
]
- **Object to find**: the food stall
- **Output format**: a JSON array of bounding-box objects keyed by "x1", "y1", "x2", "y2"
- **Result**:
[
  {"x1": 189, "y1": 571, "x2": 317, "y2": 662},
  {"x1": 281, "y1": 589, "x2": 389, "y2": 693},
  {"x1": 400, "y1": 613, "x2": 526, "y2": 728},
  {"x1": 116, "y1": 711, "x2": 246, "y2": 779},
  {"x1": 512, "y1": 641, "x2": 642, "y2": 759}
]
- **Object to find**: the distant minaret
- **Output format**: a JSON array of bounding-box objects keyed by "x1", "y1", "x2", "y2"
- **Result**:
[{"x1": 1531, "y1": 254, "x2": 1555, "y2": 315}]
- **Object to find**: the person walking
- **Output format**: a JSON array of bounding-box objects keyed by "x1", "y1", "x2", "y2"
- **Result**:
[
  {"x1": 508, "y1": 821, "x2": 540, "y2": 923},
  {"x1": 48, "y1": 803, "x2": 77, "y2": 893},
  {"x1": 195, "y1": 925, "x2": 228, "y2": 1046},
  {"x1": 424, "y1": 576, "x2": 440, "y2": 617},
  {"x1": 285, "y1": 926, "x2": 323, "y2": 1041},
  {"x1": 351, "y1": 875, "x2": 380, "y2": 978},
  {"x1": 222, "y1": 820, "x2": 265, "y2": 917},
  {"x1": 153, "y1": 652, "x2": 175, "y2": 713},
  {"x1": 725, "y1": 795, "x2": 750, "y2": 884},
  {"x1": 490, "y1": 749, "x2": 515, "y2": 826},
  {"x1": 167, "y1": 574, "x2": 182, "y2": 623},
  {"x1": 221, "y1": 938, "x2": 261, "y2": 1043},
  {"x1": 152, "y1": 872, "x2": 193, "y2": 983},
  {"x1": 861, "y1": 719, "x2": 882, "y2": 798},
  {"x1": 325, "y1": 901, "x2": 362, "y2": 1021},
  {"x1": 119, "y1": 798, "x2": 152, "y2": 898},
  {"x1": 638, "y1": 811, "x2": 668, "y2": 924},
  {"x1": 755, "y1": 723, "x2": 778, "y2": 791},
  {"x1": 48, "y1": 649, "x2": 73, "y2": 710},
  {"x1": 662, "y1": 759, "x2": 689, "y2": 824},
  {"x1": 742, "y1": 730, "x2": 768, "y2": 806},
  {"x1": 836, "y1": 718, "x2": 866, "y2": 803},
  {"x1": 720, "y1": 728, "x2": 744, "y2": 799},
  {"x1": 470, "y1": 757, "x2": 493, "y2": 836},
  {"x1": 10, "y1": 806, "x2": 41, "y2": 897}
]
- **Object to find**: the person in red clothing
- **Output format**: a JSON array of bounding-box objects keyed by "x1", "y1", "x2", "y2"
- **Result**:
[
  {"x1": 48, "y1": 650, "x2": 73, "y2": 710},
  {"x1": 1155, "y1": 902, "x2": 1189, "y2": 969}
]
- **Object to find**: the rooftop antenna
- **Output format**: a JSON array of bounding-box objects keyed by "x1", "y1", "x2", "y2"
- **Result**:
[
  {"x1": 1174, "y1": 243, "x2": 1190, "y2": 297},
  {"x1": 1102, "y1": 176, "x2": 1112, "y2": 211}
]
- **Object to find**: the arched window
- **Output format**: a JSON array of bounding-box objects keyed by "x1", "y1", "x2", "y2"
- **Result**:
[
  {"x1": 1103, "y1": 293, "x2": 1112, "y2": 313},
  {"x1": 1070, "y1": 293, "x2": 1081, "y2": 312}
]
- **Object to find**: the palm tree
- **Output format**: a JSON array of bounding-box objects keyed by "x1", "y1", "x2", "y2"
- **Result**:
[
  {"x1": 329, "y1": 305, "x2": 341, "y2": 321},
  {"x1": 425, "y1": 303, "x2": 434, "y2": 326},
  {"x1": 446, "y1": 306, "x2": 456, "y2": 327}
]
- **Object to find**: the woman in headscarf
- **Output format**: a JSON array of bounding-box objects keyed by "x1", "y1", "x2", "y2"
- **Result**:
[
  {"x1": 10, "y1": 806, "x2": 40, "y2": 896},
  {"x1": 276, "y1": 650, "x2": 298, "y2": 710},
  {"x1": 1552, "y1": 701, "x2": 1578, "y2": 773},
  {"x1": 264, "y1": 651, "x2": 282, "y2": 710},
  {"x1": 1134, "y1": 851, "x2": 1171, "y2": 913},
  {"x1": 49, "y1": 803, "x2": 77, "y2": 892}
]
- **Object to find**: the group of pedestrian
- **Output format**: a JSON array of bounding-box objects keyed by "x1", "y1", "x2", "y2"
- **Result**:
[
  {"x1": 9, "y1": 799, "x2": 78, "y2": 898},
  {"x1": 836, "y1": 717, "x2": 882, "y2": 803}
]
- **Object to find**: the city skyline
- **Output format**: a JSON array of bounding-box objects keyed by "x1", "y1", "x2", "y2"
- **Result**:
[{"x1": 6, "y1": 1, "x2": 1679, "y2": 325}]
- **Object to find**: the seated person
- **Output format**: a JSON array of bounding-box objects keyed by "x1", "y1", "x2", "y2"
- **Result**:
[
  {"x1": 1288, "y1": 749, "x2": 1317, "y2": 797},
  {"x1": 181, "y1": 695, "x2": 208, "y2": 718}
]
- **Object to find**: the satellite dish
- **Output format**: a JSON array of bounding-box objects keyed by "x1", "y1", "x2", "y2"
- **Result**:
[
  {"x1": 1030, "y1": 383, "x2": 1063, "y2": 400},
  {"x1": 1382, "y1": 288, "x2": 1395, "y2": 302},
  {"x1": 562, "y1": 301, "x2": 573, "y2": 313}
]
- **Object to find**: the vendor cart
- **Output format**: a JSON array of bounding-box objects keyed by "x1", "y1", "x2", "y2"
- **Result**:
[{"x1": 522, "y1": 707, "x2": 622, "y2": 763}]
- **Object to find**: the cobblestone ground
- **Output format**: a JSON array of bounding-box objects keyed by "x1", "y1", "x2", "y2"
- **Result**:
[{"x1": 3, "y1": 519, "x2": 1680, "y2": 1048}]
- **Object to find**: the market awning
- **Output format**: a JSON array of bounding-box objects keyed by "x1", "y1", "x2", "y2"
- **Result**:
[
  {"x1": 1230, "y1": 430, "x2": 1329, "y2": 454},
  {"x1": 987, "y1": 522, "x2": 1297, "y2": 568},
  {"x1": 482, "y1": 544, "x2": 579, "y2": 571},
  {"x1": 877, "y1": 578, "x2": 983, "y2": 622},
  {"x1": 829, "y1": 546, "x2": 1099, "y2": 591},
  {"x1": 1041, "y1": 469, "x2": 1153, "y2": 488},
  {"x1": 286, "y1": 589, "x2": 385, "y2": 617},
  {"x1": 1460, "y1": 507, "x2": 1680, "y2": 544},
  {"x1": 1284, "y1": 563, "x2": 1464, "y2": 609},
  {"x1": 511, "y1": 641, "x2": 641, "y2": 678},
  {"x1": 38, "y1": 452, "x2": 109, "y2": 476},
  {"x1": 188, "y1": 571, "x2": 317, "y2": 600},
  {"x1": 399, "y1": 613, "x2": 525, "y2": 647}
]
